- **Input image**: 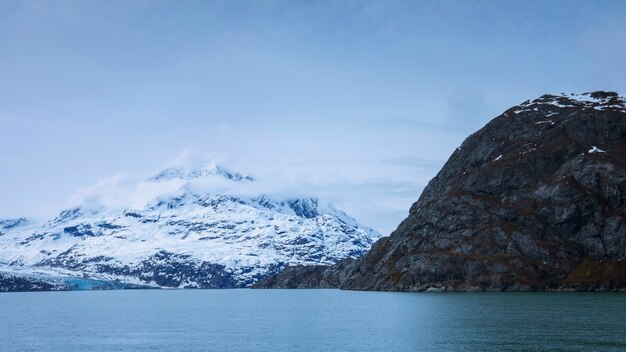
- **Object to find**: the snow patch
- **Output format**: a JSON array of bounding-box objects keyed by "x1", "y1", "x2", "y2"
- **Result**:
[
  {"x1": 588, "y1": 146, "x2": 606, "y2": 154},
  {"x1": 512, "y1": 92, "x2": 625, "y2": 115}
]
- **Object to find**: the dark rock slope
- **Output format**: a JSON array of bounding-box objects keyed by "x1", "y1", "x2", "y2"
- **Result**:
[{"x1": 254, "y1": 92, "x2": 626, "y2": 291}]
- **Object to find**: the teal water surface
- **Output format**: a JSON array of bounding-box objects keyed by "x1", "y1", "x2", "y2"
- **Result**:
[{"x1": 1, "y1": 289, "x2": 625, "y2": 351}]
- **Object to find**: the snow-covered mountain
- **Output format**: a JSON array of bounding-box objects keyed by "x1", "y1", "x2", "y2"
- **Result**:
[{"x1": 0, "y1": 164, "x2": 381, "y2": 291}]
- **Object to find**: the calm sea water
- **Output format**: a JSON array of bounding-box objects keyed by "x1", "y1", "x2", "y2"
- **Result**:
[{"x1": 1, "y1": 289, "x2": 625, "y2": 351}]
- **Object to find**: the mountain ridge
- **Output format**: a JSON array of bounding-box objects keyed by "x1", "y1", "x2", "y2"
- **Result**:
[{"x1": 0, "y1": 164, "x2": 380, "y2": 291}]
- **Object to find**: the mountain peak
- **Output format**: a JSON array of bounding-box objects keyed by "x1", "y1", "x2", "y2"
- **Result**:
[{"x1": 149, "y1": 164, "x2": 254, "y2": 182}]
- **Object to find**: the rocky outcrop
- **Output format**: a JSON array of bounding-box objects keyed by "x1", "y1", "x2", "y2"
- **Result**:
[
  {"x1": 254, "y1": 91, "x2": 626, "y2": 291},
  {"x1": 253, "y1": 259, "x2": 355, "y2": 289}
]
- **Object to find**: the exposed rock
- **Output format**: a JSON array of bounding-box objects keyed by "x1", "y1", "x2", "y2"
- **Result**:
[
  {"x1": 253, "y1": 259, "x2": 355, "y2": 289},
  {"x1": 0, "y1": 272, "x2": 65, "y2": 292},
  {"x1": 255, "y1": 91, "x2": 626, "y2": 291}
]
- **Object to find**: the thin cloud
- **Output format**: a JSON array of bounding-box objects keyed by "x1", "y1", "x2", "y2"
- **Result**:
[{"x1": 63, "y1": 149, "x2": 433, "y2": 234}]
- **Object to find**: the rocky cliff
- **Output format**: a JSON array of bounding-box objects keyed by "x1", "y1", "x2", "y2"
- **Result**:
[{"x1": 254, "y1": 91, "x2": 626, "y2": 291}]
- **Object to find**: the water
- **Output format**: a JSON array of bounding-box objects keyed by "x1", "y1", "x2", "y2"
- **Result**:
[{"x1": 1, "y1": 289, "x2": 625, "y2": 351}]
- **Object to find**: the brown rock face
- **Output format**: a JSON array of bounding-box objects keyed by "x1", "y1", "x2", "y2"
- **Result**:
[{"x1": 254, "y1": 92, "x2": 626, "y2": 291}]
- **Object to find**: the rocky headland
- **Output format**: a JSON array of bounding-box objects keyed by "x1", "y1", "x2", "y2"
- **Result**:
[{"x1": 254, "y1": 91, "x2": 626, "y2": 291}]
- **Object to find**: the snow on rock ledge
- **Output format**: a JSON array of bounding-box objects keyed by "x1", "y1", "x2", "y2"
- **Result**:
[{"x1": 512, "y1": 91, "x2": 625, "y2": 115}]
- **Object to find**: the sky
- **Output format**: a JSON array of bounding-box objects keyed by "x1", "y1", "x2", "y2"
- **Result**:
[{"x1": 1, "y1": 0, "x2": 625, "y2": 234}]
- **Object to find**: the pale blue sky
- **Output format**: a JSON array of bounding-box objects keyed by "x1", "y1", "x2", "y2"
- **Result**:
[{"x1": 1, "y1": 1, "x2": 625, "y2": 233}]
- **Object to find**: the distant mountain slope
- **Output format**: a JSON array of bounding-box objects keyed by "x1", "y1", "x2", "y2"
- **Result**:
[
  {"x1": 0, "y1": 164, "x2": 380, "y2": 291},
  {"x1": 255, "y1": 91, "x2": 626, "y2": 291}
]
